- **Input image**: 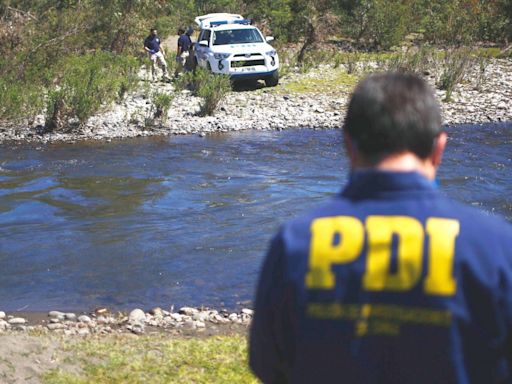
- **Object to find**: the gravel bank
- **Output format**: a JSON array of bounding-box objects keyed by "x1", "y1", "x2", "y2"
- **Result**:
[
  {"x1": 0, "y1": 306, "x2": 252, "y2": 336},
  {"x1": 1, "y1": 59, "x2": 511, "y2": 144}
]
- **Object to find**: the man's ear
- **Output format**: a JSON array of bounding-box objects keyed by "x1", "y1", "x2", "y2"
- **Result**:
[{"x1": 431, "y1": 131, "x2": 447, "y2": 169}]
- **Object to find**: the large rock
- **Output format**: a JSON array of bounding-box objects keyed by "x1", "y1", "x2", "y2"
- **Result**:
[
  {"x1": 8, "y1": 317, "x2": 26, "y2": 325},
  {"x1": 179, "y1": 307, "x2": 199, "y2": 316},
  {"x1": 128, "y1": 308, "x2": 147, "y2": 324}
]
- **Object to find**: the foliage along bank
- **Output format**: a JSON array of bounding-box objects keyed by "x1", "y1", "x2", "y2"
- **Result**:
[{"x1": 1, "y1": 0, "x2": 511, "y2": 131}]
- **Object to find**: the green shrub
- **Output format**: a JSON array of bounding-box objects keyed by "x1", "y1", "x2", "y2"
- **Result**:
[
  {"x1": 45, "y1": 51, "x2": 139, "y2": 130},
  {"x1": 174, "y1": 68, "x2": 231, "y2": 116},
  {"x1": 385, "y1": 46, "x2": 436, "y2": 74},
  {"x1": 338, "y1": 52, "x2": 362, "y2": 75},
  {"x1": 0, "y1": 77, "x2": 44, "y2": 122},
  {"x1": 298, "y1": 53, "x2": 316, "y2": 74},
  {"x1": 152, "y1": 92, "x2": 174, "y2": 125},
  {"x1": 196, "y1": 70, "x2": 231, "y2": 116},
  {"x1": 275, "y1": 50, "x2": 298, "y2": 77},
  {"x1": 438, "y1": 48, "x2": 474, "y2": 102}
]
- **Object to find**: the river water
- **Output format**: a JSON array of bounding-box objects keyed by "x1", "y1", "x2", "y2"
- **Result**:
[{"x1": 0, "y1": 122, "x2": 511, "y2": 311}]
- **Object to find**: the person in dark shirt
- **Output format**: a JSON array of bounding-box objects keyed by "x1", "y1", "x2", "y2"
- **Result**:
[
  {"x1": 174, "y1": 26, "x2": 193, "y2": 77},
  {"x1": 144, "y1": 28, "x2": 169, "y2": 82},
  {"x1": 250, "y1": 72, "x2": 512, "y2": 383}
]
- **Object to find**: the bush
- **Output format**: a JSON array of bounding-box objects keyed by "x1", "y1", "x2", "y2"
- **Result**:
[
  {"x1": 385, "y1": 46, "x2": 436, "y2": 75},
  {"x1": 438, "y1": 48, "x2": 474, "y2": 102},
  {"x1": 45, "y1": 51, "x2": 139, "y2": 130},
  {"x1": 0, "y1": 77, "x2": 44, "y2": 122},
  {"x1": 196, "y1": 70, "x2": 231, "y2": 116},
  {"x1": 152, "y1": 92, "x2": 174, "y2": 125},
  {"x1": 175, "y1": 68, "x2": 231, "y2": 116}
]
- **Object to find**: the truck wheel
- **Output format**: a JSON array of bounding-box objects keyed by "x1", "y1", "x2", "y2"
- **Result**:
[{"x1": 265, "y1": 71, "x2": 279, "y2": 87}]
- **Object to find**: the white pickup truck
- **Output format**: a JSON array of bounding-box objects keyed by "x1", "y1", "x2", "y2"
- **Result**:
[{"x1": 193, "y1": 13, "x2": 280, "y2": 87}]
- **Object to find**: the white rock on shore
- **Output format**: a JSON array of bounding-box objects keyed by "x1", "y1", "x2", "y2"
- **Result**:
[{"x1": 1, "y1": 59, "x2": 511, "y2": 144}]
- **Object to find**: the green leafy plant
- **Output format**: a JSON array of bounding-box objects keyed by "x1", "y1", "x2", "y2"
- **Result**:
[
  {"x1": 152, "y1": 92, "x2": 174, "y2": 125},
  {"x1": 175, "y1": 68, "x2": 230, "y2": 116},
  {"x1": 385, "y1": 46, "x2": 436, "y2": 75},
  {"x1": 45, "y1": 51, "x2": 138, "y2": 130},
  {"x1": 438, "y1": 48, "x2": 473, "y2": 102}
]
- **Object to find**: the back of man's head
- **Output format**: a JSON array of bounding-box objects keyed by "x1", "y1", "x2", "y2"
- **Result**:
[{"x1": 343, "y1": 72, "x2": 442, "y2": 164}]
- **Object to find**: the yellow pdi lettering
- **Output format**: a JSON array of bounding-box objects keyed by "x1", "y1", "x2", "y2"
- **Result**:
[
  {"x1": 305, "y1": 215, "x2": 460, "y2": 296},
  {"x1": 305, "y1": 216, "x2": 364, "y2": 289},
  {"x1": 423, "y1": 218, "x2": 459, "y2": 296},
  {"x1": 363, "y1": 216, "x2": 423, "y2": 291}
]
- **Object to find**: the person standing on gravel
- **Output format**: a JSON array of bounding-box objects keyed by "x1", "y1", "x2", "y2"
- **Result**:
[
  {"x1": 174, "y1": 26, "x2": 193, "y2": 78},
  {"x1": 144, "y1": 28, "x2": 170, "y2": 82},
  {"x1": 250, "y1": 72, "x2": 512, "y2": 383}
]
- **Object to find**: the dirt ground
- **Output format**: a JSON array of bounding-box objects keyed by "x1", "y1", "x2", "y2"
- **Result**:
[
  {"x1": 0, "y1": 322, "x2": 248, "y2": 383},
  {"x1": 0, "y1": 334, "x2": 65, "y2": 384}
]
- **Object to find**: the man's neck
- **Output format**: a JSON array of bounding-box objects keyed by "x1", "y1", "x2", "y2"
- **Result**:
[{"x1": 355, "y1": 152, "x2": 436, "y2": 181}]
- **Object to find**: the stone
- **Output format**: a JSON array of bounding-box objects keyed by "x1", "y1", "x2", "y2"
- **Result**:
[
  {"x1": 65, "y1": 313, "x2": 77, "y2": 321},
  {"x1": 241, "y1": 308, "x2": 254, "y2": 316},
  {"x1": 8, "y1": 317, "x2": 26, "y2": 325},
  {"x1": 47, "y1": 323, "x2": 66, "y2": 330},
  {"x1": 78, "y1": 328, "x2": 90, "y2": 336},
  {"x1": 179, "y1": 307, "x2": 199, "y2": 316},
  {"x1": 0, "y1": 311, "x2": 5, "y2": 319},
  {"x1": 149, "y1": 307, "x2": 164, "y2": 317},
  {"x1": 129, "y1": 308, "x2": 146, "y2": 324},
  {"x1": 49, "y1": 311, "x2": 65, "y2": 319},
  {"x1": 78, "y1": 315, "x2": 92, "y2": 323},
  {"x1": 182, "y1": 320, "x2": 196, "y2": 330},
  {"x1": 192, "y1": 312, "x2": 208, "y2": 322},
  {"x1": 127, "y1": 323, "x2": 145, "y2": 335}
]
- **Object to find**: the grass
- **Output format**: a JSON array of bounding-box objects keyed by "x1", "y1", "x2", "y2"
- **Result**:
[
  {"x1": 277, "y1": 68, "x2": 359, "y2": 95},
  {"x1": 43, "y1": 334, "x2": 258, "y2": 384}
]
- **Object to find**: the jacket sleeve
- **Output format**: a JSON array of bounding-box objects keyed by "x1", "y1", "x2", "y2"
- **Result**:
[{"x1": 250, "y1": 232, "x2": 288, "y2": 384}]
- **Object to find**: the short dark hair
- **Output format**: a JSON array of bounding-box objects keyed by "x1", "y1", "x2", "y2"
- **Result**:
[
  {"x1": 343, "y1": 72, "x2": 443, "y2": 163},
  {"x1": 178, "y1": 27, "x2": 185, "y2": 35}
]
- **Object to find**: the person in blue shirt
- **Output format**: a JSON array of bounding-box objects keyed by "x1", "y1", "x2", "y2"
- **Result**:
[
  {"x1": 174, "y1": 26, "x2": 193, "y2": 78},
  {"x1": 144, "y1": 28, "x2": 169, "y2": 82},
  {"x1": 249, "y1": 72, "x2": 512, "y2": 383}
]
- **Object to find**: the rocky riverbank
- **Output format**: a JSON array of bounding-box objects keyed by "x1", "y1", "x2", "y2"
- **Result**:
[
  {"x1": 1, "y1": 58, "x2": 511, "y2": 144},
  {"x1": 0, "y1": 306, "x2": 252, "y2": 337}
]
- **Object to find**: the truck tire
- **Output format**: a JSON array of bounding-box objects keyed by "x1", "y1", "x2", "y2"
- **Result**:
[{"x1": 265, "y1": 71, "x2": 279, "y2": 87}]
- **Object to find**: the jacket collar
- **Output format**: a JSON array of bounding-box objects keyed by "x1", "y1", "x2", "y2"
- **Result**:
[{"x1": 341, "y1": 170, "x2": 437, "y2": 199}]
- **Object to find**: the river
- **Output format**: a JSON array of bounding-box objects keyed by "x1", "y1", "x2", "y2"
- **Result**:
[{"x1": 0, "y1": 122, "x2": 510, "y2": 311}]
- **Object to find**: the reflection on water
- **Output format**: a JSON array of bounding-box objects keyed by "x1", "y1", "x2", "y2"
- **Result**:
[{"x1": 0, "y1": 122, "x2": 510, "y2": 311}]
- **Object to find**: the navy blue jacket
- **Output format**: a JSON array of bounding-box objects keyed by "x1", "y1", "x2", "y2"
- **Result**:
[
  {"x1": 144, "y1": 35, "x2": 161, "y2": 53},
  {"x1": 250, "y1": 171, "x2": 512, "y2": 384},
  {"x1": 178, "y1": 34, "x2": 192, "y2": 52}
]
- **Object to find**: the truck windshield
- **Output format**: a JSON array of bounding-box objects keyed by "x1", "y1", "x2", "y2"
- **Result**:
[{"x1": 213, "y1": 29, "x2": 263, "y2": 45}]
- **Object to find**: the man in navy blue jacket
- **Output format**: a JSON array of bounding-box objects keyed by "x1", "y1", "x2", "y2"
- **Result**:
[
  {"x1": 250, "y1": 72, "x2": 512, "y2": 383},
  {"x1": 144, "y1": 28, "x2": 169, "y2": 82}
]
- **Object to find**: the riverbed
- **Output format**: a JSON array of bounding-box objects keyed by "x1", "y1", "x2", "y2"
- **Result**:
[{"x1": 0, "y1": 123, "x2": 511, "y2": 312}]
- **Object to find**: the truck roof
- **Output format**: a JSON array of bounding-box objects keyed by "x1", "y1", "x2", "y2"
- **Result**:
[{"x1": 195, "y1": 13, "x2": 252, "y2": 29}]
